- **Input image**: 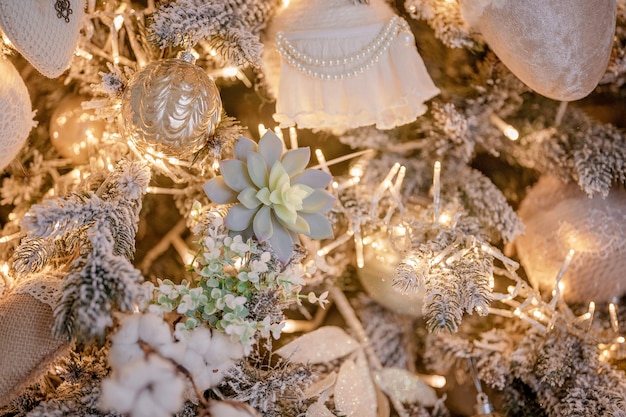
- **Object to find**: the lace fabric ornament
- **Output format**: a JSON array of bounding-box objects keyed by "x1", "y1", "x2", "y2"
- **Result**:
[
  {"x1": 515, "y1": 176, "x2": 626, "y2": 304},
  {"x1": 12, "y1": 272, "x2": 62, "y2": 308},
  {"x1": 0, "y1": 273, "x2": 67, "y2": 407},
  {"x1": 263, "y1": 0, "x2": 439, "y2": 134},
  {"x1": 0, "y1": 0, "x2": 86, "y2": 78},
  {"x1": 0, "y1": 58, "x2": 36, "y2": 172}
]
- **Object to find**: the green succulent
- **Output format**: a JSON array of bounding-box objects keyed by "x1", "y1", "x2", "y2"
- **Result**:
[{"x1": 203, "y1": 131, "x2": 335, "y2": 262}]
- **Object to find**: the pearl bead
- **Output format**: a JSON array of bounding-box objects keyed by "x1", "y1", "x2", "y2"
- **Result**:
[{"x1": 275, "y1": 15, "x2": 412, "y2": 80}]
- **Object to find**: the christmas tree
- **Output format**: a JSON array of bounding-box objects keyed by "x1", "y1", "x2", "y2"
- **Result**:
[{"x1": 1, "y1": 0, "x2": 626, "y2": 416}]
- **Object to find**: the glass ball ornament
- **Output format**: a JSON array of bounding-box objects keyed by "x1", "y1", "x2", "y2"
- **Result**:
[
  {"x1": 356, "y1": 233, "x2": 424, "y2": 317},
  {"x1": 49, "y1": 95, "x2": 105, "y2": 164},
  {"x1": 121, "y1": 55, "x2": 222, "y2": 158},
  {"x1": 515, "y1": 175, "x2": 626, "y2": 304}
]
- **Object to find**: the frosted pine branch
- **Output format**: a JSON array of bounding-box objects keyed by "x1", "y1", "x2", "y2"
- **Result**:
[
  {"x1": 53, "y1": 220, "x2": 145, "y2": 343},
  {"x1": 14, "y1": 160, "x2": 151, "y2": 342},
  {"x1": 149, "y1": 0, "x2": 280, "y2": 66},
  {"x1": 21, "y1": 193, "x2": 109, "y2": 240},
  {"x1": 12, "y1": 237, "x2": 56, "y2": 277},
  {"x1": 404, "y1": 0, "x2": 477, "y2": 49},
  {"x1": 423, "y1": 271, "x2": 463, "y2": 333},
  {"x1": 394, "y1": 206, "x2": 498, "y2": 332},
  {"x1": 206, "y1": 29, "x2": 263, "y2": 68},
  {"x1": 453, "y1": 166, "x2": 524, "y2": 243},
  {"x1": 512, "y1": 108, "x2": 626, "y2": 197}
]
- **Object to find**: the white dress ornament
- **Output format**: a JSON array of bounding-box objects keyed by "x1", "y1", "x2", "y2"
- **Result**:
[
  {"x1": 515, "y1": 176, "x2": 626, "y2": 304},
  {"x1": 0, "y1": 58, "x2": 36, "y2": 172},
  {"x1": 263, "y1": 0, "x2": 439, "y2": 134},
  {"x1": 460, "y1": 0, "x2": 616, "y2": 101},
  {"x1": 0, "y1": 0, "x2": 86, "y2": 78}
]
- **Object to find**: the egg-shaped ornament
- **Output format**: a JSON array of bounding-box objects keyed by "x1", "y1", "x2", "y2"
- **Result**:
[
  {"x1": 460, "y1": 0, "x2": 616, "y2": 101},
  {"x1": 0, "y1": 58, "x2": 35, "y2": 171},
  {"x1": 515, "y1": 176, "x2": 626, "y2": 304},
  {"x1": 49, "y1": 95, "x2": 105, "y2": 164},
  {"x1": 122, "y1": 54, "x2": 222, "y2": 159},
  {"x1": 357, "y1": 233, "x2": 424, "y2": 317}
]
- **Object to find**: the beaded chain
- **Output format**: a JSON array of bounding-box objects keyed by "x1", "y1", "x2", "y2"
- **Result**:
[
  {"x1": 275, "y1": 16, "x2": 413, "y2": 80},
  {"x1": 55, "y1": 0, "x2": 73, "y2": 22}
]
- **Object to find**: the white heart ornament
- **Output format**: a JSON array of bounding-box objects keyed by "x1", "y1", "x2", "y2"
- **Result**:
[
  {"x1": 461, "y1": 0, "x2": 616, "y2": 101},
  {"x1": 0, "y1": 0, "x2": 86, "y2": 78}
]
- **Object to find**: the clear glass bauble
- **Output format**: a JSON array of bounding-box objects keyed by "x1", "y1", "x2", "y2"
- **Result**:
[
  {"x1": 121, "y1": 58, "x2": 222, "y2": 158},
  {"x1": 356, "y1": 234, "x2": 424, "y2": 317}
]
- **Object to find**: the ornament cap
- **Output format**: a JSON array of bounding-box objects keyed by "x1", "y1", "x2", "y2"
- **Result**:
[
  {"x1": 176, "y1": 50, "x2": 196, "y2": 64},
  {"x1": 474, "y1": 392, "x2": 495, "y2": 415}
]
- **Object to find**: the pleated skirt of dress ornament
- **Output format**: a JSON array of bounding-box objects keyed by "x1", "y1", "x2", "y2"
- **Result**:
[{"x1": 268, "y1": 0, "x2": 440, "y2": 134}]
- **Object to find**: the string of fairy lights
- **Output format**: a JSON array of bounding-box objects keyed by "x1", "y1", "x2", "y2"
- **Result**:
[{"x1": 0, "y1": 0, "x2": 623, "y2": 401}]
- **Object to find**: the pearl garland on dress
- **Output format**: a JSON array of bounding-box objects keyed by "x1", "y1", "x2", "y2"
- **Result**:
[{"x1": 275, "y1": 16, "x2": 413, "y2": 80}]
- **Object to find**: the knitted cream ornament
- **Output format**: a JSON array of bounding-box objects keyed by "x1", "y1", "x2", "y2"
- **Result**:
[
  {"x1": 0, "y1": 58, "x2": 36, "y2": 171},
  {"x1": 262, "y1": 0, "x2": 439, "y2": 134},
  {"x1": 515, "y1": 176, "x2": 626, "y2": 304},
  {"x1": 0, "y1": 0, "x2": 86, "y2": 78}
]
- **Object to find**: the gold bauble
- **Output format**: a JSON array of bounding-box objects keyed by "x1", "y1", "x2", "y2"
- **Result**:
[
  {"x1": 460, "y1": 0, "x2": 616, "y2": 101},
  {"x1": 49, "y1": 95, "x2": 105, "y2": 164},
  {"x1": 515, "y1": 176, "x2": 626, "y2": 304},
  {"x1": 357, "y1": 235, "x2": 424, "y2": 317},
  {"x1": 122, "y1": 58, "x2": 222, "y2": 158}
]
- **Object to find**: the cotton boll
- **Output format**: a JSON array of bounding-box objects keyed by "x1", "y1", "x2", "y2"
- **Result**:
[
  {"x1": 100, "y1": 355, "x2": 185, "y2": 417},
  {"x1": 205, "y1": 328, "x2": 245, "y2": 362},
  {"x1": 109, "y1": 315, "x2": 143, "y2": 369},
  {"x1": 101, "y1": 377, "x2": 136, "y2": 413},
  {"x1": 109, "y1": 313, "x2": 177, "y2": 369},
  {"x1": 138, "y1": 313, "x2": 174, "y2": 346},
  {"x1": 177, "y1": 326, "x2": 245, "y2": 392}
]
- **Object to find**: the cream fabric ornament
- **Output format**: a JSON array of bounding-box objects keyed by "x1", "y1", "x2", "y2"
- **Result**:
[
  {"x1": 0, "y1": 58, "x2": 36, "y2": 172},
  {"x1": 0, "y1": 0, "x2": 86, "y2": 78},
  {"x1": 515, "y1": 176, "x2": 626, "y2": 304},
  {"x1": 263, "y1": 0, "x2": 439, "y2": 134},
  {"x1": 460, "y1": 0, "x2": 616, "y2": 101}
]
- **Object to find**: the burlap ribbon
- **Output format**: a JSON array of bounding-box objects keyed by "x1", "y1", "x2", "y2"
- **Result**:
[{"x1": 0, "y1": 292, "x2": 68, "y2": 406}]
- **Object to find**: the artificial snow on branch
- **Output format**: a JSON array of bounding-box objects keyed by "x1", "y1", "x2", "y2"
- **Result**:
[
  {"x1": 13, "y1": 160, "x2": 151, "y2": 343},
  {"x1": 149, "y1": 0, "x2": 281, "y2": 66}
]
